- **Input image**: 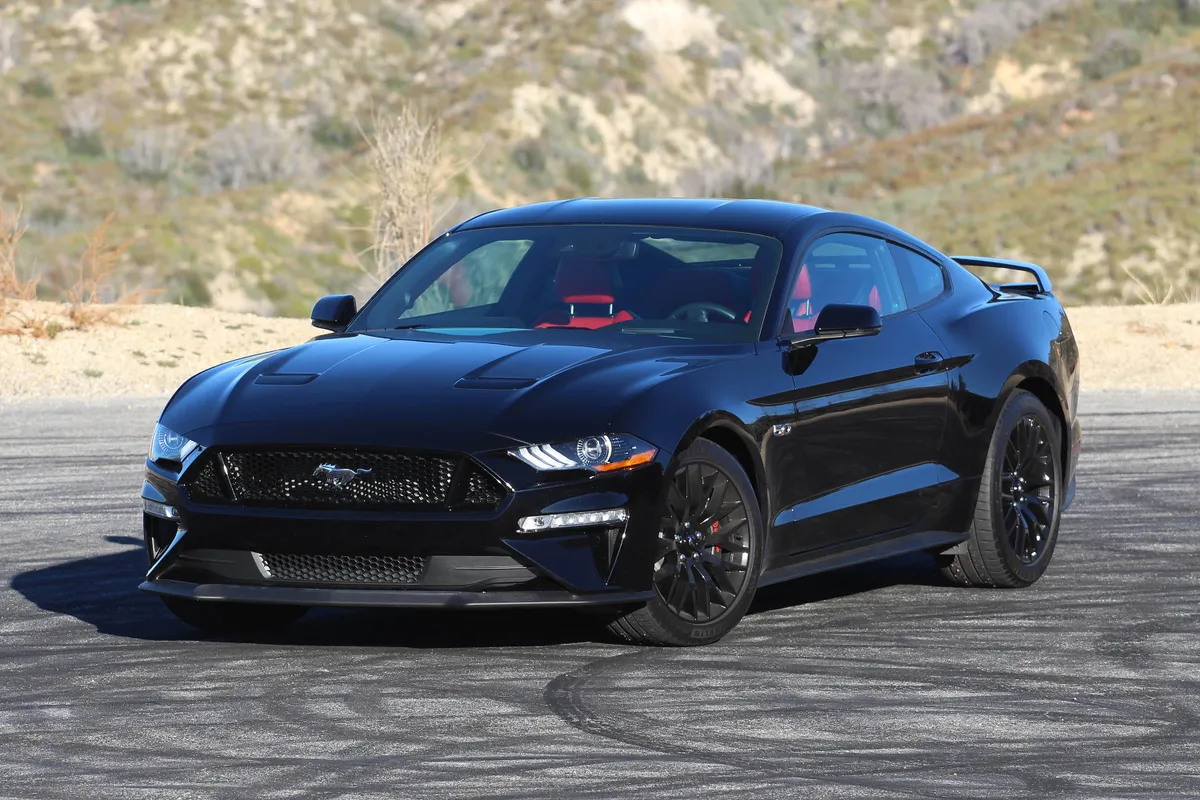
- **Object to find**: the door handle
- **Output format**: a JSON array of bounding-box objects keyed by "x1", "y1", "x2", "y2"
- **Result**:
[{"x1": 914, "y1": 351, "x2": 944, "y2": 375}]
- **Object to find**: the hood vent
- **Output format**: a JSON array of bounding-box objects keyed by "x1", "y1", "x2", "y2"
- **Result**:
[
  {"x1": 254, "y1": 373, "x2": 319, "y2": 386},
  {"x1": 453, "y1": 376, "x2": 537, "y2": 390}
]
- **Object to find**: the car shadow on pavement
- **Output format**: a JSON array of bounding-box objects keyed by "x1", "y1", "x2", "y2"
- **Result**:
[
  {"x1": 12, "y1": 538, "x2": 949, "y2": 647},
  {"x1": 9, "y1": 537, "x2": 614, "y2": 648},
  {"x1": 748, "y1": 550, "x2": 946, "y2": 616}
]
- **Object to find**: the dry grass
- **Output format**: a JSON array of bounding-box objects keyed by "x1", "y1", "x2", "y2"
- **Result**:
[
  {"x1": 64, "y1": 212, "x2": 145, "y2": 329},
  {"x1": 368, "y1": 106, "x2": 458, "y2": 287},
  {"x1": 0, "y1": 202, "x2": 57, "y2": 339},
  {"x1": 1120, "y1": 263, "x2": 1184, "y2": 306},
  {"x1": 2, "y1": 206, "x2": 150, "y2": 338},
  {"x1": 0, "y1": 202, "x2": 34, "y2": 299}
]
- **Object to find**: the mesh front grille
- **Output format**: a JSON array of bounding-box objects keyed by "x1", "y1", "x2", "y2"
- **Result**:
[
  {"x1": 464, "y1": 468, "x2": 506, "y2": 507},
  {"x1": 259, "y1": 553, "x2": 427, "y2": 584},
  {"x1": 188, "y1": 459, "x2": 226, "y2": 501},
  {"x1": 184, "y1": 449, "x2": 505, "y2": 510}
]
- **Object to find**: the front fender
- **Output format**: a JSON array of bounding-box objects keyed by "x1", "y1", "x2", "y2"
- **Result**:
[{"x1": 610, "y1": 354, "x2": 788, "y2": 521}]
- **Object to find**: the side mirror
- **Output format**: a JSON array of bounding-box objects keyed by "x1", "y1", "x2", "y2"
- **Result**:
[
  {"x1": 787, "y1": 303, "x2": 882, "y2": 348},
  {"x1": 813, "y1": 304, "x2": 882, "y2": 338},
  {"x1": 310, "y1": 294, "x2": 357, "y2": 332}
]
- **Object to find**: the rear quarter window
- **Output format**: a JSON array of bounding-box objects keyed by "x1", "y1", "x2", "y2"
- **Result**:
[{"x1": 889, "y1": 244, "x2": 947, "y2": 308}]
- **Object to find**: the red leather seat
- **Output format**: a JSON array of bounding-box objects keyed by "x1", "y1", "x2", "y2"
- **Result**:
[
  {"x1": 535, "y1": 257, "x2": 633, "y2": 329},
  {"x1": 791, "y1": 264, "x2": 816, "y2": 332}
]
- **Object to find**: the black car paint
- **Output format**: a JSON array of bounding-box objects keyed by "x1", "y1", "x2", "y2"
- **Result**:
[{"x1": 143, "y1": 198, "x2": 1081, "y2": 608}]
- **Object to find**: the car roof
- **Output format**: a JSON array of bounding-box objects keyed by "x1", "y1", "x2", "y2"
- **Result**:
[{"x1": 452, "y1": 197, "x2": 828, "y2": 239}]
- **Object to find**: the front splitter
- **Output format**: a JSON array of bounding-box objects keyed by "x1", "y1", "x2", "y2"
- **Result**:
[{"x1": 141, "y1": 579, "x2": 653, "y2": 609}]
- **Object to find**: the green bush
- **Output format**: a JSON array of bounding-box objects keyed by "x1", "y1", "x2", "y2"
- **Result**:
[
  {"x1": 1081, "y1": 30, "x2": 1143, "y2": 81},
  {"x1": 20, "y1": 75, "x2": 54, "y2": 98}
]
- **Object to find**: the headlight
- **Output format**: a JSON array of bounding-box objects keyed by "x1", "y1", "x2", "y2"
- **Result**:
[
  {"x1": 149, "y1": 423, "x2": 199, "y2": 464},
  {"x1": 510, "y1": 434, "x2": 656, "y2": 472}
]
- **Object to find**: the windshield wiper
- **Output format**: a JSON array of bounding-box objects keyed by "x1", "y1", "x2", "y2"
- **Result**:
[
  {"x1": 392, "y1": 323, "x2": 431, "y2": 330},
  {"x1": 620, "y1": 327, "x2": 692, "y2": 337}
]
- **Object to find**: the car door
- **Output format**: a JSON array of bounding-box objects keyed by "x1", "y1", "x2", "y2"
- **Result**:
[{"x1": 768, "y1": 231, "x2": 951, "y2": 561}]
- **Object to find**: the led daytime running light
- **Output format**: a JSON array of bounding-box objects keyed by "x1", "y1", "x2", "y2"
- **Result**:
[
  {"x1": 142, "y1": 498, "x2": 180, "y2": 521},
  {"x1": 518, "y1": 508, "x2": 628, "y2": 532}
]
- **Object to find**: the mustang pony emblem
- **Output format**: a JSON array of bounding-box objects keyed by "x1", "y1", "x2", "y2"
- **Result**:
[{"x1": 312, "y1": 463, "x2": 372, "y2": 488}]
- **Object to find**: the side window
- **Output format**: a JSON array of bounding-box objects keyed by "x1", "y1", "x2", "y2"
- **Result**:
[
  {"x1": 402, "y1": 240, "x2": 532, "y2": 318},
  {"x1": 889, "y1": 244, "x2": 947, "y2": 308},
  {"x1": 785, "y1": 232, "x2": 906, "y2": 333}
]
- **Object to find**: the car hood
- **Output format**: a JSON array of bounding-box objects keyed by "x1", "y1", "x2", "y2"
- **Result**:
[{"x1": 162, "y1": 330, "x2": 746, "y2": 453}]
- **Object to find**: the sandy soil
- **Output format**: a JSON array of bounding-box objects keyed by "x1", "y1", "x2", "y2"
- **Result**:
[
  {"x1": 1, "y1": 300, "x2": 1198, "y2": 397},
  {"x1": 0, "y1": 302, "x2": 313, "y2": 398}
]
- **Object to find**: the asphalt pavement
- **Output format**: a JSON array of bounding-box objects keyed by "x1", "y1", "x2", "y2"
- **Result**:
[{"x1": 1, "y1": 392, "x2": 1198, "y2": 799}]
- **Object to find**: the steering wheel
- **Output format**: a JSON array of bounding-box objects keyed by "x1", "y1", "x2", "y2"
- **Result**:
[{"x1": 667, "y1": 302, "x2": 739, "y2": 323}]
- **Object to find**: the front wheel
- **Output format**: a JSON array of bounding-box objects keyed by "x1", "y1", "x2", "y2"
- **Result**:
[
  {"x1": 939, "y1": 389, "x2": 1062, "y2": 588},
  {"x1": 161, "y1": 596, "x2": 308, "y2": 634},
  {"x1": 607, "y1": 438, "x2": 764, "y2": 646}
]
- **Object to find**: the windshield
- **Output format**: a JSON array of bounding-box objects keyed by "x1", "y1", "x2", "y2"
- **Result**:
[{"x1": 349, "y1": 224, "x2": 784, "y2": 343}]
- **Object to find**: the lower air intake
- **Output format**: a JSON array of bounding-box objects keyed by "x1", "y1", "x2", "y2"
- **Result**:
[{"x1": 259, "y1": 553, "x2": 427, "y2": 585}]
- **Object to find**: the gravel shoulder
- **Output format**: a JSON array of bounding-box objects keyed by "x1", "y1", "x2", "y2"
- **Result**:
[{"x1": 1, "y1": 300, "x2": 1198, "y2": 397}]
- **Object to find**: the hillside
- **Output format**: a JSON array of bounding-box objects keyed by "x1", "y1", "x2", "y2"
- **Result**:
[
  {"x1": 1, "y1": 0, "x2": 1198, "y2": 314},
  {"x1": 779, "y1": 30, "x2": 1200, "y2": 305}
]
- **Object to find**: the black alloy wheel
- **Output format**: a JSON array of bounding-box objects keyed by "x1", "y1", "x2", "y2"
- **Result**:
[
  {"x1": 607, "y1": 438, "x2": 763, "y2": 646},
  {"x1": 937, "y1": 389, "x2": 1062, "y2": 588},
  {"x1": 654, "y1": 462, "x2": 753, "y2": 623},
  {"x1": 1001, "y1": 415, "x2": 1056, "y2": 565}
]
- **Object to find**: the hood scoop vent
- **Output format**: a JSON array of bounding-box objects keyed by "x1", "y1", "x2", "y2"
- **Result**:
[
  {"x1": 254, "y1": 373, "x2": 319, "y2": 386},
  {"x1": 453, "y1": 376, "x2": 537, "y2": 390}
]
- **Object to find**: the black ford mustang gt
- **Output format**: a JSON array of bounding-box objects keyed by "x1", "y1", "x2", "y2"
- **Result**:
[{"x1": 140, "y1": 198, "x2": 1081, "y2": 645}]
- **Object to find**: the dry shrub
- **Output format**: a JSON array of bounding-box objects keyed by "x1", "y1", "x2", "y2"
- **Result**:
[
  {"x1": 1, "y1": 207, "x2": 152, "y2": 338},
  {"x1": 369, "y1": 106, "x2": 459, "y2": 286},
  {"x1": 0, "y1": 202, "x2": 56, "y2": 338},
  {"x1": 0, "y1": 18, "x2": 21, "y2": 75},
  {"x1": 943, "y1": 0, "x2": 1071, "y2": 66},
  {"x1": 65, "y1": 212, "x2": 145, "y2": 329},
  {"x1": 1121, "y1": 263, "x2": 1178, "y2": 305},
  {"x1": 204, "y1": 118, "x2": 317, "y2": 190},
  {"x1": 119, "y1": 126, "x2": 186, "y2": 181},
  {"x1": 61, "y1": 94, "x2": 105, "y2": 156},
  {"x1": 0, "y1": 201, "x2": 35, "y2": 299}
]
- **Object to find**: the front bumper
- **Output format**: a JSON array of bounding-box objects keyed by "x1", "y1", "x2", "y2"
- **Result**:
[
  {"x1": 139, "y1": 450, "x2": 666, "y2": 608},
  {"x1": 141, "y1": 578, "x2": 652, "y2": 608}
]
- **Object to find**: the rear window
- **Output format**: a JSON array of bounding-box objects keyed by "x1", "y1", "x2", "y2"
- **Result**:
[{"x1": 642, "y1": 238, "x2": 762, "y2": 263}]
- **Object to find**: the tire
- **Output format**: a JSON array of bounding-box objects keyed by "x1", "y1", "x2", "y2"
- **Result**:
[
  {"x1": 607, "y1": 438, "x2": 764, "y2": 646},
  {"x1": 939, "y1": 389, "x2": 1062, "y2": 588},
  {"x1": 161, "y1": 596, "x2": 307, "y2": 633}
]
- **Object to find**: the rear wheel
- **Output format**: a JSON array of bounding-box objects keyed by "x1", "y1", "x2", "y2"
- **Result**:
[
  {"x1": 939, "y1": 389, "x2": 1062, "y2": 588},
  {"x1": 161, "y1": 596, "x2": 307, "y2": 634},
  {"x1": 607, "y1": 439, "x2": 764, "y2": 646}
]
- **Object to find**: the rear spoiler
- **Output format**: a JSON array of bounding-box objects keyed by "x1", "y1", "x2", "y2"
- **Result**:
[{"x1": 951, "y1": 256, "x2": 1053, "y2": 296}]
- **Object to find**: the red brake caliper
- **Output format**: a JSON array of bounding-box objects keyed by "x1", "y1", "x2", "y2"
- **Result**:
[{"x1": 712, "y1": 520, "x2": 720, "y2": 553}]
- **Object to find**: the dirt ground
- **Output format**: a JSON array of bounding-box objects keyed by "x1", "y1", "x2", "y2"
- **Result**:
[{"x1": 1, "y1": 300, "x2": 1197, "y2": 397}]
